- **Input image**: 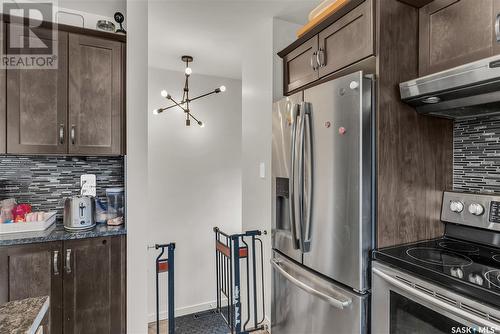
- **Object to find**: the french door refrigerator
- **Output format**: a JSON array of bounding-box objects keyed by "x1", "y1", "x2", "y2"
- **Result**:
[{"x1": 271, "y1": 71, "x2": 373, "y2": 334}]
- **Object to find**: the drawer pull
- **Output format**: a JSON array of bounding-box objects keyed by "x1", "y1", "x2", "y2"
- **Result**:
[
  {"x1": 496, "y1": 13, "x2": 500, "y2": 42},
  {"x1": 317, "y1": 48, "x2": 325, "y2": 68},
  {"x1": 65, "y1": 249, "x2": 72, "y2": 274},
  {"x1": 59, "y1": 125, "x2": 64, "y2": 144},
  {"x1": 71, "y1": 125, "x2": 76, "y2": 145},
  {"x1": 53, "y1": 250, "x2": 59, "y2": 275},
  {"x1": 310, "y1": 52, "x2": 318, "y2": 70}
]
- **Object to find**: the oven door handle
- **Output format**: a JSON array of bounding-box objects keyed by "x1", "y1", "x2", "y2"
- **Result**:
[{"x1": 373, "y1": 268, "x2": 500, "y2": 329}]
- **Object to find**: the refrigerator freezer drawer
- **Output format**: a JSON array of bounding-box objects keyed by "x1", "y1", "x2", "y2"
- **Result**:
[{"x1": 272, "y1": 252, "x2": 369, "y2": 334}]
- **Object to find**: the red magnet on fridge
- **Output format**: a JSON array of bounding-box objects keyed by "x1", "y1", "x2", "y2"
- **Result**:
[{"x1": 339, "y1": 127, "x2": 346, "y2": 135}]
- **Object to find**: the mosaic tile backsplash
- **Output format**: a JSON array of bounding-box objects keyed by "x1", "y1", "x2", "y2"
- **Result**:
[
  {"x1": 454, "y1": 116, "x2": 500, "y2": 193},
  {"x1": 0, "y1": 155, "x2": 124, "y2": 219}
]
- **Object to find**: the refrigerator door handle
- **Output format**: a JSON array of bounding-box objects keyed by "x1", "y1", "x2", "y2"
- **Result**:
[
  {"x1": 271, "y1": 258, "x2": 352, "y2": 309},
  {"x1": 289, "y1": 103, "x2": 301, "y2": 250},
  {"x1": 299, "y1": 102, "x2": 313, "y2": 252}
]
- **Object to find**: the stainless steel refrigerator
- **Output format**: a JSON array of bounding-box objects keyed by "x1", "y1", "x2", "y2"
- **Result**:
[{"x1": 271, "y1": 71, "x2": 373, "y2": 334}]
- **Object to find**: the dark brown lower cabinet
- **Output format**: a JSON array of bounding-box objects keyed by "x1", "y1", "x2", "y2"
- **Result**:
[
  {"x1": 63, "y1": 236, "x2": 126, "y2": 334},
  {"x1": 0, "y1": 236, "x2": 126, "y2": 334},
  {"x1": 0, "y1": 241, "x2": 63, "y2": 334}
]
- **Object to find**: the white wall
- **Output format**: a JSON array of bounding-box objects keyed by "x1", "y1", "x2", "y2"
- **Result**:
[
  {"x1": 240, "y1": 16, "x2": 301, "y2": 327},
  {"x1": 126, "y1": 0, "x2": 149, "y2": 333},
  {"x1": 147, "y1": 68, "x2": 242, "y2": 320},
  {"x1": 241, "y1": 17, "x2": 274, "y2": 325},
  {"x1": 273, "y1": 18, "x2": 301, "y2": 102}
]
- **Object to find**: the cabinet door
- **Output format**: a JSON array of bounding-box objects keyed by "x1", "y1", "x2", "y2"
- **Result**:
[
  {"x1": 494, "y1": 0, "x2": 500, "y2": 55},
  {"x1": 318, "y1": 0, "x2": 374, "y2": 78},
  {"x1": 0, "y1": 23, "x2": 5, "y2": 154},
  {"x1": 419, "y1": 0, "x2": 495, "y2": 75},
  {"x1": 0, "y1": 242, "x2": 63, "y2": 334},
  {"x1": 6, "y1": 26, "x2": 68, "y2": 154},
  {"x1": 283, "y1": 36, "x2": 319, "y2": 94},
  {"x1": 68, "y1": 34, "x2": 122, "y2": 155},
  {"x1": 63, "y1": 236, "x2": 125, "y2": 334}
]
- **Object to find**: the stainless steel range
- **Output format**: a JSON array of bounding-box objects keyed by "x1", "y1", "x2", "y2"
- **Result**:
[
  {"x1": 373, "y1": 191, "x2": 500, "y2": 333},
  {"x1": 271, "y1": 71, "x2": 374, "y2": 334}
]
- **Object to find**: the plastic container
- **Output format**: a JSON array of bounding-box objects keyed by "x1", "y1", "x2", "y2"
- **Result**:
[
  {"x1": 106, "y1": 187, "x2": 124, "y2": 220},
  {"x1": 0, "y1": 198, "x2": 16, "y2": 223},
  {"x1": 95, "y1": 198, "x2": 108, "y2": 224}
]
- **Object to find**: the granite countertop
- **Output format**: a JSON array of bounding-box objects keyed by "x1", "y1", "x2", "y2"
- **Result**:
[
  {"x1": 0, "y1": 296, "x2": 49, "y2": 334},
  {"x1": 0, "y1": 222, "x2": 126, "y2": 246}
]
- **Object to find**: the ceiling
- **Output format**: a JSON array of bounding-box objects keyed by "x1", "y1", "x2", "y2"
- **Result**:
[{"x1": 148, "y1": 0, "x2": 317, "y2": 79}]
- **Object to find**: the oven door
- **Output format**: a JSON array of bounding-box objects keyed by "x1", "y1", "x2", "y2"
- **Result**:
[{"x1": 372, "y1": 261, "x2": 500, "y2": 334}]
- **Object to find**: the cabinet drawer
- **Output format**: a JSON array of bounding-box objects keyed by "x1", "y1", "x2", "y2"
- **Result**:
[
  {"x1": 419, "y1": 0, "x2": 498, "y2": 75},
  {"x1": 318, "y1": 0, "x2": 374, "y2": 78},
  {"x1": 283, "y1": 36, "x2": 319, "y2": 94}
]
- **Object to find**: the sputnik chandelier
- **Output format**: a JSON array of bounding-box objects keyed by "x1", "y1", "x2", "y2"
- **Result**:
[{"x1": 152, "y1": 55, "x2": 226, "y2": 127}]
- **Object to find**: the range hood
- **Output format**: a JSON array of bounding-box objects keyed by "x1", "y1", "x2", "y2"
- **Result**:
[{"x1": 399, "y1": 55, "x2": 500, "y2": 119}]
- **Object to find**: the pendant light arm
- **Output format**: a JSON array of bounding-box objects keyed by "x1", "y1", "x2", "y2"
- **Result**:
[
  {"x1": 187, "y1": 88, "x2": 222, "y2": 104},
  {"x1": 165, "y1": 96, "x2": 188, "y2": 112},
  {"x1": 187, "y1": 112, "x2": 201, "y2": 123}
]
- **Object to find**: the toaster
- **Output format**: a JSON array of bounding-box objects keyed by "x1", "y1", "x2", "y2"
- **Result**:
[{"x1": 63, "y1": 196, "x2": 96, "y2": 231}]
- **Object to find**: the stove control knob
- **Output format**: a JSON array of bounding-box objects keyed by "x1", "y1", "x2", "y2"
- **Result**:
[
  {"x1": 468, "y1": 203, "x2": 485, "y2": 216},
  {"x1": 450, "y1": 267, "x2": 464, "y2": 279},
  {"x1": 468, "y1": 273, "x2": 484, "y2": 286},
  {"x1": 450, "y1": 201, "x2": 464, "y2": 213}
]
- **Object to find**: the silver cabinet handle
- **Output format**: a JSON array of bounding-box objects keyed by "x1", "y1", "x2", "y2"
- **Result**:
[
  {"x1": 496, "y1": 13, "x2": 500, "y2": 42},
  {"x1": 372, "y1": 267, "x2": 500, "y2": 329},
  {"x1": 289, "y1": 104, "x2": 301, "y2": 250},
  {"x1": 310, "y1": 51, "x2": 318, "y2": 70},
  {"x1": 65, "y1": 249, "x2": 72, "y2": 274},
  {"x1": 53, "y1": 250, "x2": 59, "y2": 275},
  {"x1": 317, "y1": 48, "x2": 325, "y2": 67},
  {"x1": 59, "y1": 124, "x2": 64, "y2": 144},
  {"x1": 298, "y1": 102, "x2": 313, "y2": 252},
  {"x1": 271, "y1": 258, "x2": 352, "y2": 309},
  {"x1": 70, "y1": 125, "x2": 75, "y2": 145}
]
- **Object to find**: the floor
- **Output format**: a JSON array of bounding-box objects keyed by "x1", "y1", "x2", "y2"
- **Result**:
[{"x1": 148, "y1": 310, "x2": 268, "y2": 334}]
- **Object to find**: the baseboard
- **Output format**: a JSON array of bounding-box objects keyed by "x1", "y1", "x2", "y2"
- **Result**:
[{"x1": 147, "y1": 299, "x2": 225, "y2": 323}]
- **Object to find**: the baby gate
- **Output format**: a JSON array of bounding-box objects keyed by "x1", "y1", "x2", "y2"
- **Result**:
[
  {"x1": 155, "y1": 243, "x2": 175, "y2": 334},
  {"x1": 214, "y1": 227, "x2": 266, "y2": 334}
]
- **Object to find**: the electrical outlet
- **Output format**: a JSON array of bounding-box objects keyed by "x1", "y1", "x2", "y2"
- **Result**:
[{"x1": 80, "y1": 174, "x2": 96, "y2": 197}]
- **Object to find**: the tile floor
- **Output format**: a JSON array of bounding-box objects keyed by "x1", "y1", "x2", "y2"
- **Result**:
[{"x1": 148, "y1": 310, "x2": 268, "y2": 334}]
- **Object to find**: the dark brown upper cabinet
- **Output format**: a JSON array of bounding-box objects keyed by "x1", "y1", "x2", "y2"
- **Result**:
[
  {"x1": 279, "y1": 0, "x2": 374, "y2": 95},
  {"x1": 419, "y1": 0, "x2": 500, "y2": 76},
  {"x1": 7, "y1": 26, "x2": 68, "y2": 155},
  {"x1": 0, "y1": 241, "x2": 63, "y2": 334},
  {"x1": 4, "y1": 21, "x2": 125, "y2": 156},
  {"x1": 62, "y1": 236, "x2": 126, "y2": 334},
  {"x1": 68, "y1": 34, "x2": 123, "y2": 155},
  {"x1": 283, "y1": 36, "x2": 319, "y2": 94},
  {"x1": 397, "y1": 0, "x2": 434, "y2": 7},
  {"x1": 318, "y1": 0, "x2": 373, "y2": 79}
]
